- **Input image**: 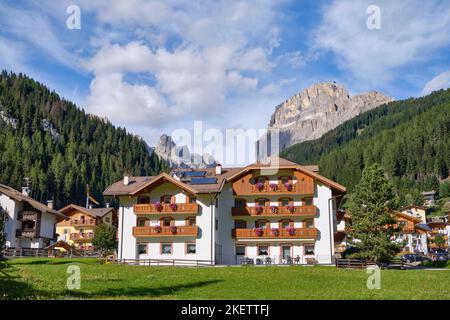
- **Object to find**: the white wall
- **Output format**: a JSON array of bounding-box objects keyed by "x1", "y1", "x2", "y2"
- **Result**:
[
  {"x1": 0, "y1": 194, "x2": 20, "y2": 248},
  {"x1": 312, "y1": 184, "x2": 334, "y2": 264},
  {"x1": 40, "y1": 211, "x2": 56, "y2": 239}
]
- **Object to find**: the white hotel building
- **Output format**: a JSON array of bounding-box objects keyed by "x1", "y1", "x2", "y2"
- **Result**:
[{"x1": 104, "y1": 157, "x2": 347, "y2": 265}]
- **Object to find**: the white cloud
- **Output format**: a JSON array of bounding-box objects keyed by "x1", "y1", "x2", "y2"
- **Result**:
[
  {"x1": 422, "y1": 71, "x2": 450, "y2": 95},
  {"x1": 314, "y1": 0, "x2": 450, "y2": 85},
  {"x1": 83, "y1": 1, "x2": 282, "y2": 130}
]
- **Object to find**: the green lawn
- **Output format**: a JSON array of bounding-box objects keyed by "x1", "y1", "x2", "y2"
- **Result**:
[{"x1": 1, "y1": 258, "x2": 449, "y2": 300}]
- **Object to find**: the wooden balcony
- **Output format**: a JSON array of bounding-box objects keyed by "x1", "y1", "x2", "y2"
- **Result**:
[
  {"x1": 17, "y1": 211, "x2": 39, "y2": 221},
  {"x1": 134, "y1": 203, "x2": 199, "y2": 215},
  {"x1": 232, "y1": 205, "x2": 317, "y2": 217},
  {"x1": 232, "y1": 227, "x2": 318, "y2": 239},
  {"x1": 235, "y1": 182, "x2": 315, "y2": 196},
  {"x1": 133, "y1": 226, "x2": 199, "y2": 237},
  {"x1": 70, "y1": 232, "x2": 94, "y2": 241},
  {"x1": 16, "y1": 228, "x2": 37, "y2": 238},
  {"x1": 70, "y1": 219, "x2": 97, "y2": 227}
]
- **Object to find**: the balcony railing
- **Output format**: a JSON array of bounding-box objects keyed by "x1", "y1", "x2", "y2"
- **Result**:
[
  {"x1": 232, "y1": 227, "x2": 318, "y2": 239},
  {"x1": 70, "y1": 232, "x2": 94, "y2": 241},
  {"x1": 251, "y1": 182, "x2": 297, "y2": 194},
  {"x1": 17, "y1": 211, "x2": 39, "y2": 221},
  {"x1": 232, "y1": 205, "x2": 317, "y2": 217},
  {"x1": 70, "y1": 219, "x2": 97, "y2": 227},
  {"x1": 133, "y1": 226, "x2": 199, "y2": 237},
  {"x1": 134, "y1": 203, "x2": 199, "y2": 215},
  {"x1": 16, "y1": 228, "x2": 37, "y2": 238}
]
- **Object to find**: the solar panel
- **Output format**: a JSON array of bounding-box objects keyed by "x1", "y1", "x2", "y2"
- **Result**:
[
  {"x1": 182, "y1": 171, "x2": 207, "y2": 177},
  {"x1": 190, "y1": 177, "x2": 217, "y2": 185}
]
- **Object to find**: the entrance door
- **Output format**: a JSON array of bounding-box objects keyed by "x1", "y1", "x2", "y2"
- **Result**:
[{"x1": 282, "y1": 245, "x2": 291, "y2": 259}]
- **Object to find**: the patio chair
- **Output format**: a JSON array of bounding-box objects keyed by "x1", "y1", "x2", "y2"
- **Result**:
[
  {"x1": 264, "y1": 257, "x2": 273, "y2": 264},
  {"x1": 294, "y1": 255, "x2": 301, "y2": 264},
  {"x1": 255, "y1": 258, "x2": 264, "y2": 265},
  {"x1": 286, "y1": 256, "x2": 293, "y2": 264}
]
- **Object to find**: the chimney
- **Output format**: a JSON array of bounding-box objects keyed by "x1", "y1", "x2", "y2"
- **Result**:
[
  {"x1": 88, "y1": 204, "x2": 93, "y2": 209},
  {"x1": 124, "y1": 174, "x2": 130, "y2": 186},
  {"x1": 105, "y1": 202, "x2": 110, "y2": 208},
  {"x1": 22, "y1": 187, "x2": 30, "y2": 197},
  {"x1": 215, "y1": 163, "x2": 222, "y2": 175},
  {"x1": 47, "y1": 200, "x2": 54, "y2": 210}
]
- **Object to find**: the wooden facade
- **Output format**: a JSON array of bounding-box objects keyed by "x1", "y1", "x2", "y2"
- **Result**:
[
  {"x1": 134, "y1": 203, "x2": 199, "y2": 215},
  {"x1": 231, "y1": 205, "x2": 317, "y2": 218},
  {"x1": 232, "y1": 227, "x2": 318, "y2": 239}
]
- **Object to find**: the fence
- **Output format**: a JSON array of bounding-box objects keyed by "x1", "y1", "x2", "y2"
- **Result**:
[
  {"x1": 335, "y1": 258, "x2": 369, "y2": 269},
  {"x1": 3, "y1": 247, "x2": 102, "y2": 258},
  {"x1": 116, "y1": 258, "x2": 214, "y2": 267}
]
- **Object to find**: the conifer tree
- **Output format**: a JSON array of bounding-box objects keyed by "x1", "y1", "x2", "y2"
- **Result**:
[{"x1": 347, "y1": 164, "x2": 401, "y2": 264}]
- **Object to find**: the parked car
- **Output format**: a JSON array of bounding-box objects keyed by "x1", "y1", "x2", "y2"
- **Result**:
[
  {"x1": 429, "y1": 251, "x2": 449, "y2": 261},
  {"x1": 401, "y1": 254, "x2": 430, "y2": 264}
]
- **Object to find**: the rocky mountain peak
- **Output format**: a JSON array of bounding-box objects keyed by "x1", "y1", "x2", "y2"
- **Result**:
[{"x1": 258, "y1": 82, "x2": 394, "y2": 157}]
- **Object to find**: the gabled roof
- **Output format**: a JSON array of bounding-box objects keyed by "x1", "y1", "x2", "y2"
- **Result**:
[
  {"x1": 59, "y1": 204, "x2": 114, "y2": 218},
  {"x1": 415, "y1": 224, "x2": 432, "y2": 232},
  {"x1": 226, "y1": 156, "x2": 346, "y2": 192},
  {"x1": 0, "y1": 184, "x2": 67, "y2": 221},
  {"x1": 395, "y1": 212, "x2": 422, "y2": 223},
  {"x1": 400, "y1": 205, "x2": 428, "y2": 211},
  {"x1": 130, "y1": 173, "x2": 198, "y2": 196}
]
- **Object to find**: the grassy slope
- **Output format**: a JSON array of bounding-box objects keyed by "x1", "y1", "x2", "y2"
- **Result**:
[{"x1": 1, "y1": 258, "x2": 449, "y2": 300}]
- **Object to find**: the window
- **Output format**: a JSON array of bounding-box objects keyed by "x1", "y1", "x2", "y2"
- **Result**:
[
  {"x1": 186, "y1": 244, "x2": 196, "y2": 254},
  {"x1": 161, "y1": 195, "x2": 172, "y2": 204},
  {"x1": 137, "y1": 196, "x2": 150, "y2": 204},
  {"x1": 280, "y1": 220, "x2": 291, "y2": 228},
  {"x1": 161, "y1": 244, "x2": 172, "y2": 255},
  {"x1": 255, "y1": 220, "x2": 267, "y2": 228},
  {"x1": 256, "y1": 198, "x2": 269, "y2": 207},
  {"x1": 257, "y1": 176, "x2": 267, "y2": 184},
  {"x1": 64, "y1": 229, "x2": 69, "y2": 234},
  {"x1": 186, "y1": 217, "x2": 196, "y2": 226},
  {"x1": 304, "y1": 244, "x2": 315, "y2": 255},
  {"x1": 235, "y1": 199, "x2": 246, "y2": 208},
  {"x1": 235, "y1": 245, "x2": 245, "y2": 256},
  {"x1": 258, "y1": 245, "x2": 269, "y2": 256},
  {"x1": 215, "y1": 219, "x2": 218, "y2": 231},
  {"x1": 137, "y1": 218, "x2": 148, "y2": 227},
  {"x1": 104, "y1": 217, "x2": 111, "y2": 223},
  {"x1": 235, "y1": 220, "x2": 247, "y2": 229},
  {"x1": 281, "y1": 176, "x2": 291, "y2": 184},
  {"x1": 304, "y1": 220, "x2": 314, "y2": 228},
  {"x1": 138, "y1": 244, "x2": 147, "y2": 255},
  {"x1": 162, "y1": 218, "x2": 172, "y2": 227},
  {"x1": 282, "y1": 245, "x2": 291, "y2": 259},
  {"x1": 279, "y1": 198, "x2": 291, "y2": 206},
  {"x1": 304, "y1": 198, "x2": 313, "y2": 206}
]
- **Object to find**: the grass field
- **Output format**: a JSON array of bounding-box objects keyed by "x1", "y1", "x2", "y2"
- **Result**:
[{"x1": 1, "y1": 258, "x2": 449, "y2": 300}]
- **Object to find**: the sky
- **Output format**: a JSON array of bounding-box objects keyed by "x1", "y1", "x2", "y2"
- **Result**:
[{"x1": 1, "y1": 0, "x2": 450, "y2": 165}]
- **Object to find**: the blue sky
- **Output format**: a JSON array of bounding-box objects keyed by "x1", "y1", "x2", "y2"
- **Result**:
[{"x1": 1, "y1": 0, "x2": 450, "y2": 160}]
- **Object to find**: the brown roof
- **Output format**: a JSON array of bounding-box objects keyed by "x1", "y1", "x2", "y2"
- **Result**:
[
  {"x1": 395, "y1": 212, "x2": 422, "y2": 223},
  {"x1": 0, "y1": 184, "x2": 67, "y2": 221},
  {"x1": 103, "y1": 157, "x2": 345, "y2": 196},
  {"x1": 227, "y1": 156, "x2": 346, "y2": 192},
  {"x1": 400, "y1": 205, "x2": 428, "y2": 211},
  {"x1": 59, "y1": 204, "x2": 114, "y2": 218}
]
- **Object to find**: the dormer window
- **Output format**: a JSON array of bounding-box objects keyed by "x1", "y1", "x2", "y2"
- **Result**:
[
  {"x1": 161, "y1": 195, "x2": 172, "y2": 204},
  {"x1": 138, "y1": 196, "x2": 150, "y2": 204}
]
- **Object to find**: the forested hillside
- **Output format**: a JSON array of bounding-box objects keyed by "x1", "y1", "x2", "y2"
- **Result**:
[
  {"x1": 281, "y1": 89, "x2": 450, "y2": 205},
  {"x1": 0, "y1": 71, "x2": 166, "y2": 208}
]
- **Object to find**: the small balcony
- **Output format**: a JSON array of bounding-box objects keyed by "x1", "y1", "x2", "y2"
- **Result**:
[
  {"x1": 70, "y1": 219, "x2": 97, "y2": 227},
  {"x1": 17, "y1": 211, "x2": 39, "y2": 221},
  {"x1": 70, "y1": 232, "x2": 94, "y2": 241},
  {"x1": 232, "y1": 227, "x2": 318, "y2": 239},
  {"x1": 16, "y1": 228, "x2": 37, "y2": 238},
  {"x1": 134, "y1": 203, "x2": 199, "y2": 215},
  {"x1": 132, "y1": 226, "x2": 199, "y2": 237},
  {"x1": 232, "y1": 205, "x2": 317, "y2": 217}
]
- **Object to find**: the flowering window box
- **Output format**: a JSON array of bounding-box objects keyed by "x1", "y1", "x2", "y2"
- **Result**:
[
  {"x1": 170, "y1": 226, "x2": 177, "y2": 234},
  {"x1": 255, "y1": 205, "x2": 263, "y2": 215},
  {"x1": 256, "y1": 182, "x2": 265, "y2": 191},
  {"x1": 254, "y1": 228, "x2": 264, "y2": 237},
  {"x1": 287, "y1": 205, "x2": 296, "y2": 213},
  {"x1": 286, "y1": 227, "x2": 296, "y2": 236},
  {"x1": 271, "y1": 228, "x2": 280, "y2": 236},
  {"x1": 284, "y1": 182, "x2": 293, "y2": 191},
  {"x1": 269, "y1": 183, "x2": 278, "y2": 191},
  {"x1": 169, "y1": 203, "x2": 178, "y2": 211},
  {"x1": 154, "y1": 226, "x2": 162, "y2": 233},
  {"x1": 154, "y1": 202, "x2": 163, "y2": 212}
]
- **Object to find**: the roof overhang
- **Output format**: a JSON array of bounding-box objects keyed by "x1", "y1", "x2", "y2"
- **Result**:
[{"x1": 130, "y1": 173, "x2": 198, "y2": 196}]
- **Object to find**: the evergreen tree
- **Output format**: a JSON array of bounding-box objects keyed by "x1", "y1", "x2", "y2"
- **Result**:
[{"x1": 347, "y1": 164, "x2": 401, "y2": 264}]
